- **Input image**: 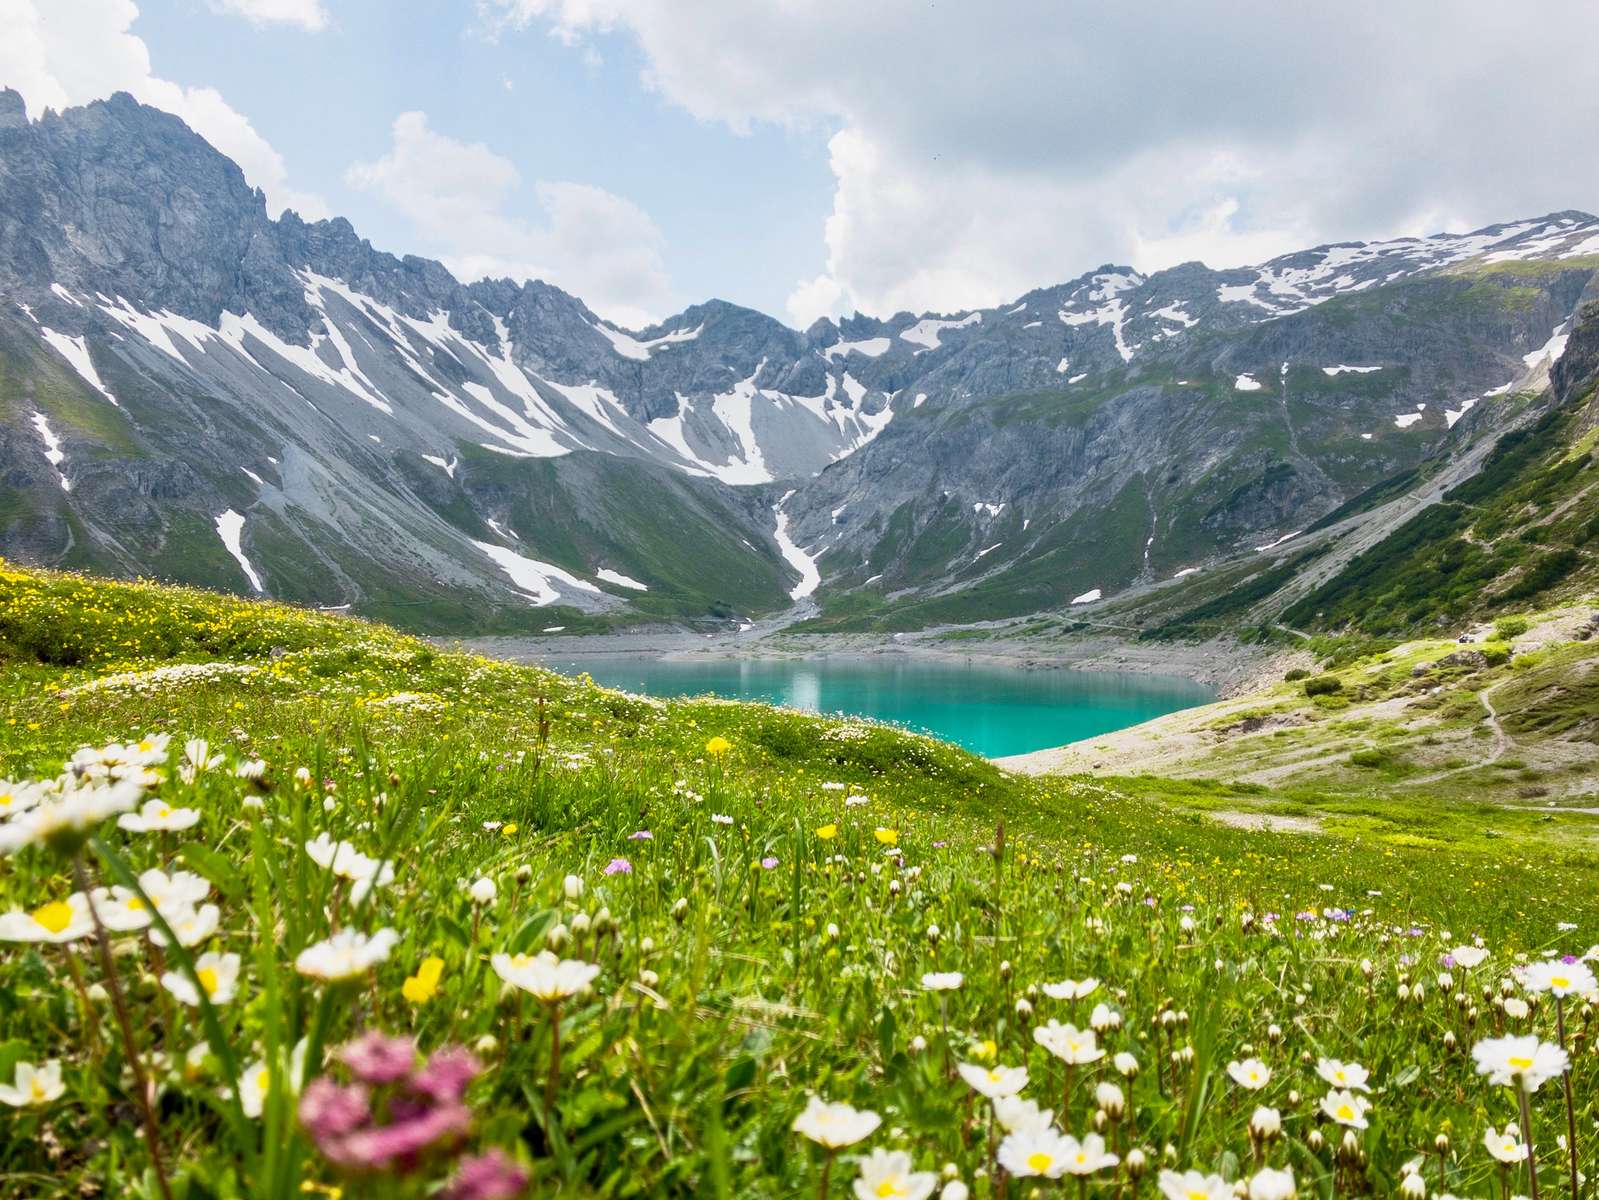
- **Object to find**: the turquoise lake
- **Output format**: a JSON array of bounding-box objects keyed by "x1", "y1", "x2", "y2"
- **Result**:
[{"x1": 542, "y1": 656, "x2": 1212, "y2": 758}]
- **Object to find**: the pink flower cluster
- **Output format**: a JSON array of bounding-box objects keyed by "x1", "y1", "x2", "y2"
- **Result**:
[{"x1": 299, "y1": 1031, "x2": 526, "y2": 1198}]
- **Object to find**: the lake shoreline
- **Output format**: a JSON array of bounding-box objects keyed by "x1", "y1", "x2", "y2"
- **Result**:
[{"x1": 454, "y1": 625, "x2": 1306, "y2": 702}]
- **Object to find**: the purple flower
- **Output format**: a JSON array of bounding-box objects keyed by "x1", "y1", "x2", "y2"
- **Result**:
[
  {"x1": 445, "y1": 1149, "x2": 530, "y2": 1200},
  {"x1": 1561, "y1": 953, "x2": 1579, "y2": 965},
  {"x1": 1441, "y1": 953, "x2": 1456, "y2": 968},
  {"x1": 931, "y1": 841, "x2": 948, "y2": 849},
  {"x1": 412, "y1": 1047, "x2": 481, "y2": 1105},
  {"x1": 299, "y1": 1078, "x2": 371, "y2": 1140},
  {"x1": 627, "y1": 830, "x2": 653, "y2": 841},
  {"x1": 340, "y1": 1031, "x2": 417, "y2": 1084},
  {"x1": 760, "y1": 856, "x2": 779, "y2": 869},
  {"x1": 603, "y1": 857, "x2": 633, "y2": 876},
  {"x1": 326, "y1": 1100, "x2": 472, "y2": 1171}
]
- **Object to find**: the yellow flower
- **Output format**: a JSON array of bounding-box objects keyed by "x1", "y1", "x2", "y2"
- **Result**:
[
  {"x1": 873, "y1": 828, "x2": 899, "y2": 846},
  {"x1": 401, "y1": 956, "x2": 444, "y2": 1004},
  {"x1": 501, "y1": 823, "x2": 518, "y2": 837},
  {"x1": 704, "y1": 736, "x2": 732, "y2": 756},
  {"x1": 815, "y1": 823, "x2": 838, "y2": 840}
]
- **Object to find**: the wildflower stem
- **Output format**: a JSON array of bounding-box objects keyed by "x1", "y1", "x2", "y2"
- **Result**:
[
  {"x1": 1517, "y1": 1080, "x2": 1542, "y2": 1200},
  {"x1": 545, "y1": 999, "x2": 563, "y2": 1129},
  {"x1": 818, "y1": 1148, "x2": 834, "y2": 1199},
  {"x1": 72, "y1": 853, "x2": 174, "y2": 1200},
  {"x1": 59, "y1": 947, "x2": 101, "y2": 1055},
  {"x1": 1554, "y1": 999, "x2": 1578, "y2": 1200}
]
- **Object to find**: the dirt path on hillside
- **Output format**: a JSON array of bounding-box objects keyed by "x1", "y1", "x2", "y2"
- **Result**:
[{"x1": 1401, "y1": 677, "x2": 1515, "y2": 786}]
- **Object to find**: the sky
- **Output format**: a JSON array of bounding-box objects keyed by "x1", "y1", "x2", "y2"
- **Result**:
[{"x1": 4, "y1": 1, "x2": 1599, "y2": 330}]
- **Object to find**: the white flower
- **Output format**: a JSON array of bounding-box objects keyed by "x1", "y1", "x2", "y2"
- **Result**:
[
  {"x1": 1227, "y1": 1058, "x2": 1271, "y2": 1090},
  {"x1": 178, "y1": 738, "x2": 224, "y2": 783},
  {"x1": 1002, "y1": 1131, "x2": 1117, "y2": 1178},
  {"x1": 1114, "y1": 1051, "x2": 1139, "y2": 1076},
  {"x1": 86, "y1": 886, "x2": 156, "y2": 932},
  {"x1": 711, "y1": 814, "x2": 734, "y2": 826},
  {"x1": 792, "y1": 1095, "x2": 880, "y2": 1148},
  {"x1": 1250, "y1": 1107, "x2": 1282, "y2": 1139},
  {"x1": 999, "y1": 1129, "x2": 1076, "y2": 1179},
  {"x1": 0, "y1": 894, "x2": 95, "y2": 943},
  {"x1": 1483, "y1": 1124, "x2": 1527, "y2": 1164},
  {"x1": 563, "y1": 874, "x2": 584, "y2": 900},
  {"x1": 1451, "y1": 946, "x2": 1489, "y2": 969},
  {"x1": 0, "y1": 781, "x2": 145, "y2": 854},
  {"x1": 1034, "y1": 1020, "x2": 1103, "y2": 1064},
  {"x1": 0, "y1": 1060, "x2": 65, "y2": 1106},
  {"x1": 1522, "y1": 959, "x2": 1596, "y2": 998},
  {"x1": 117, "y1": 798, "x2": 201, "y2": 834},
  {"x1": 941, "y1": 1183, "x2": 969, "y2": 1200},
  {"x1": 922, "y1": 971, "x2": 964, "y2": 991},
  {"x1": 1316, "y1": 1058, "x2": 1371, "y2": 1092},
  {"x1": 957, "y1": 1062, "x2": 1029, "y2": 1099},
  {"x1": 1399, "y1": 1171, "x2": 1427, "y2": 1199},
  {"x1": 0, "y1": 779, "x2": 46, "y2": 819},
  {"x1": 1042, "y1": 977, "x2": 1099, "y2": 1001},
  {"x1": 1089, "y1": 1002, "x2": 1121, "y2": 1031},
  {"x1": 852, "y1": 1148, "x2": 937, "y2": 1200},
  {"x1": 303, "y1": 834, "x2": 394, "y2": 895},
  {"x1": 1160, "y1": 1169, "x2": 1234, "y2": 1200},
  {"x1": 1471, "y1": 1035, "x2": 1569, "y2": 1092},
  {"x1": 162, "y1": 951, "x2": 241, "y2": 1006},
  {"x1": 1319, "y1": 1089, "x2": 1370, "y2": 1129},
  {"x1": 491, "y1": 950, "x2": 600, "y2": 1001},
  {"x1": 1502, "y1": 997, "x2": 1530, "y2": 1020},
  {"x1": 469, "y1": 877, "x2": 498, "y2": 904},
  {"x1": 148, "y1": 903, "x2": 222, "y2": 949},
  {"x1": 238, "y1": 1058, "x2": 273, "y2": 1118},
  {"x1": 1094, "y1": 1081, "x2": 1125, "y2": 1114},
  {"x1": 294, "y1": 928, "x2": 399, "y2": 981},
  {"x1": 994, "y1": 1095, "x2": 1055, "y2": 1135},
  {"x1": 1248, "y1": 1167, "x2": 1296, "y2": 1200}
]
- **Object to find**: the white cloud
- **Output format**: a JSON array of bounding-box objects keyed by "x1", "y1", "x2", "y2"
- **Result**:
[
  {"x1": 0, "y1": 0, "x2": 329, "y2": 219},
  {"x1": 483, "y1": 0, "x2": 1599, "y2": 323},
  {"x1": 347, "y1": 110, "x2": 674, "y2": 328},
  {"x1": 206, "y1": 0, "x2": 329, "y2": 31}
]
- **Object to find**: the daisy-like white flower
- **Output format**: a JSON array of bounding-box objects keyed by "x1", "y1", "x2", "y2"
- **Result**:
[
  {"x1": 1160, "y1": 1169, "x2": 1234, "y2": 1200},
  {"x1": 1319, "y1": 1089, "x2": 1370, "y2": 1129},
  {"x1": 117, "y1": 798, "x2": 201, "y2": 834},
  {"x1": 0, "y1": 1060, "x2": 65, "y2": 1107},
  {"x1": 1034, "y1": 1020, "x2": 1103, "y2": 1064},
  {"x1": 1482, "y1": 1123, "x2": 1527, "y2": 1164},
  {"x1": 162, "y1": 951, "x2": 241, "y2": 1006},
  {"x1": 792, "y1": 1095, "x2": 881, "y2": 1148},
  {"x1": 0, "y1": 779, "x2": 45, "y2": 819},
  {"x1": 957, "y1": 1062, "x2": 1028, "y2": 1099},
  {"x1": 86, "y1": 886, "x2": 156, "y2": 933},
  {"x1": 1247, "y1": 1167, "x2": 1296, "y2": 1200},
  {"x1": 1316, "y1": 1058, "x2": 1371, "y2": 1092},
  {"x1": 711, "y1": 814, "x2": 734, "y2": 826},
  {"x1": 178, "y1": 739, "x2": 224, "y2": 784},
  {"x1": 238, "y1": 1059, "x2": 273, "y2": 1119},
  {"x1": 304, "y1": 834, "x2": 395, "y2": 899},
  {"x1": 1227, "y1": 1058, "x2": 1271, "y2": 1090},
  {"x1": 994, "y1": 1095, "x2": 1055, "y2": 1135},
  {"x1": 1451, "y1": 945, "x2": 1489, "y2": 969},
  {"x1": 1471, "y1": 1035, "x2": 1569, "y2": 1092},
  {"x1": 921, "y1": 971, "x2": 964, "y2": 991},
  {"x1": 1059, "y1": 1133, "x2": 1119, "y2": 1176},
  {"x1": 1522, "y1": 958, "x2": 1597, "y2": 998},
  {"x1": 0, "y1": 894, "x2": 95, "y2": 943},
  {"x1": 294, "y1": 928, "x2": 399, "y2": 981},
  {"x1": 490, "y1": 950, "x2": 600, "y2": 1001},
  {"x1": 852, "y1": 1148, "x2": 937, "y2": 1200},
  {"x1": 999, "y1": 1128, "x2": 1077, "y2": 1179},
  {"x1": 0, "y1": 781, "x2": 145, "y2": 855},
  {"x1": 1041, "y1": 977, "x2": 1099, "y2": 1001},
  {"x1": 148, "y1": 903, "x2": 222, "y2": 949}
]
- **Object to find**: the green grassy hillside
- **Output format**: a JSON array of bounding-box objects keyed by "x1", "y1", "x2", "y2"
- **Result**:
[{"x1": 0, "y1": 563, "x2": 1593, "y2": 1198}]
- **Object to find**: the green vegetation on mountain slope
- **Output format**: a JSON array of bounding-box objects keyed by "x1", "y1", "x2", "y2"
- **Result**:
[{"x1": 0, "y1": 562, "x2": 1594, "y2": 1198}]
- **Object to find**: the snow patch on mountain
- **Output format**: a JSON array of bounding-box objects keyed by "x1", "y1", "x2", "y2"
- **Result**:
[
  {"x1": 473, "y1": 539, "x2": 600, "y2": 605},
  {"x1": 215, "y1": 510, "x2": 264, "y2": 592}
]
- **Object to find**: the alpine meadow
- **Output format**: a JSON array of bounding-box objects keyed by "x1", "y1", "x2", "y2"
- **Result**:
[{"x1": 1, "y1": 3, "x2": 1598, "y2": 1199}]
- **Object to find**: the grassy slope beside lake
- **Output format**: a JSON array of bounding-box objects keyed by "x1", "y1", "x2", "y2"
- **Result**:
[{"x1": 0, "y1": 562, "x2": 1594, "y2": 1198}]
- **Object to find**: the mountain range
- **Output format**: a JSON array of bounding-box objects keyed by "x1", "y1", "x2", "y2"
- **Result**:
[{"x1": 3, "y1": 88, "x2": 1597, "y2": 636}]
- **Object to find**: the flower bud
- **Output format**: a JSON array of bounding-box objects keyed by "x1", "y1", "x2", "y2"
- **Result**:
[
  {"x1": 563, "y1": 874, "x2": 584, "y2": 900},
  {"x1": 1125, "y1": 1149, "x2": 1148, "y2": 1179}
]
